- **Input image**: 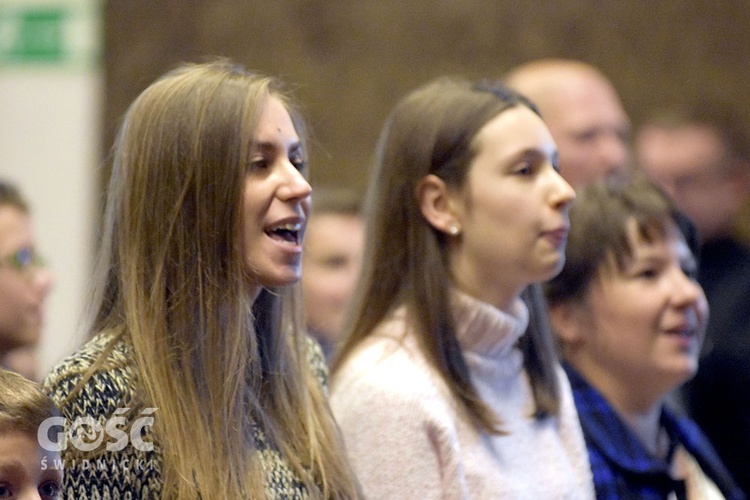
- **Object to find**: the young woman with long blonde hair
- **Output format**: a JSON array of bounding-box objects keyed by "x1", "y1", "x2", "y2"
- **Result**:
[{"x1": 44, "y1": 60, "x2": 361, "y2": 499}]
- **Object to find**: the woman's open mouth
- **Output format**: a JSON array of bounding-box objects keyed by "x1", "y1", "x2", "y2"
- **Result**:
[{"x1": 265, "y1": 221, "x2": 302, "y2": 245}]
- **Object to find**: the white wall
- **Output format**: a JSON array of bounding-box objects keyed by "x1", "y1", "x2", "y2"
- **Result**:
[{"x1": 0, "y1": 0, "x2": 101, "y2": 376}]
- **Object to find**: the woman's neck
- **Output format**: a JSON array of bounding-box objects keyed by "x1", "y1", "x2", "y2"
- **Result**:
[
  {"x1": 247, "y1": 282, "x2": 262, "y2": 302},
  {"x1": 621, "y1": 405, "x2": 668, "y2": 458},
  {"x1": 570, "y1": 359, "x2": 668, "y2": 457},
  {"x1": 452, "y1": 278, "x2": 524, "y2": 315}
]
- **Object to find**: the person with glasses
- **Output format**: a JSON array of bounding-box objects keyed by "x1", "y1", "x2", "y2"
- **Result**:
[{"x1": 0, "y1": 180, "x2": 53, "y2": 381}]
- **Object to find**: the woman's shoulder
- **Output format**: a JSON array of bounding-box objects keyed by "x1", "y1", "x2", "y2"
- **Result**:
[
  {"x1": 331, "y1": 322, "x2": 448, "y2": 409},
  {"x1": 43, "y1": 330, "x2": 138, "y2": 421},
  {"x1": 329, "y1": 323, "x2": 460, "y2": 462},
  {"x1": 43, "y1": 332, "x2": 164, "y2": 497}
]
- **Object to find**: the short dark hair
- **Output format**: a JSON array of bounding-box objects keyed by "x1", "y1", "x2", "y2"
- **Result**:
[
  {"x1": 546, "y1": 172, "x2": 697, "y2": 307},
  {"x1": 0, "y1": 180, "x2": 29, "y2": 213}
]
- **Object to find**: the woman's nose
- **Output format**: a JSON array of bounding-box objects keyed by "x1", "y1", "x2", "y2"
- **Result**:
[
  {"x1": 671, "y1": 269, "x2": 704, "y2": 308},
  {"x1": 278, "y1": 162, "x2": 312, "y2": 202},
  {"x1": 549, "y1": 169, "x2": 576, "y2": 209}
]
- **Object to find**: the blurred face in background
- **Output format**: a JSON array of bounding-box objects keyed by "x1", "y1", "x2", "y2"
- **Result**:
[
  {"x1": 505, "y1": 62, "x2": 631, "y2": 188},
  {"x1": 636, "y1": 124, "x2": 749, "y2": 242},
  {"x1": 0, "y1": 205, "x2": 52, "y2": 352},
  {"x1": 538, "y1": 72, "x2": 631, "y2": 188},
  {"x1": 302, "y1": 212, "x2": 364, "y2": 343},
  {"x1": 0, "y1": 430, "x2": 62, "y2": 499}
]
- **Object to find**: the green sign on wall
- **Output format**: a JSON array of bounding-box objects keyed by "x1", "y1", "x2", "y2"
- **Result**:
[{"x1": 0, "y1": 2, "x2": 100, "y2": 67}]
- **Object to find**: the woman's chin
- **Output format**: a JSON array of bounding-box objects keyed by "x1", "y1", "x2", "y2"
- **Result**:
[
  {"x1": 535, "y1": 254, "x2": 567, "y2": 283},
  {"x1": 254, "y1": 271, "x2": 302, "y2": 289}
]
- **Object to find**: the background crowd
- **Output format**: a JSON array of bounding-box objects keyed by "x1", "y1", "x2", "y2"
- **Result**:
[{"x1": 2, "y1": 2, "x2": 749, "y2": 498}]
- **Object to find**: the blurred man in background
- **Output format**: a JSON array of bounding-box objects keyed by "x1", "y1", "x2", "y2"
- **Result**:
[
  {"x1": 504, "y1": 58, "x2": 631, "y2": 188},
  {"x1": 0, "y1": 180, "x2": 53, "y2": 381}
]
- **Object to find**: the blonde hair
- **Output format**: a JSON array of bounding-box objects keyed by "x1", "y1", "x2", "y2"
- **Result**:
[
  {"x1": 332, "y1": 77, "x2": 561, "y2": 432},
  {"x1": 73, "y1": 60, "x2": 359, "y2": 498}
]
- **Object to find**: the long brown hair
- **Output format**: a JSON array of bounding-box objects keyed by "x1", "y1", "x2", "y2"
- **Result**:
[
  {"x1": 76, "y1": 60, "x2": 359, "y2": 498},
  {"x1": 332, "y1": 77, "x2": 561, "y2": 433}
]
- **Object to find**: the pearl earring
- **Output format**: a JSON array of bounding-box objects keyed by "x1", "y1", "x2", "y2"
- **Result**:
[{"x1": 449, "y1": 224, "x2": 460, "y2": 236}]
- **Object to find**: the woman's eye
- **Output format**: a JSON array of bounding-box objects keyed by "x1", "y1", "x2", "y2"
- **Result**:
[
  {"x1": 514, "y1": 161, "x2": 533, "y2": 176},
  {"x1": 248, "y1": 159, "x2": 268, "y2": 171},
  {"x1": 0, "y1": 483, "x2": 11, "y2": 498},
  {"x1": 289, "y1": 152, "x2": 306, "y2": 171},
  {"x1": 682, "y1": 265, "x2": 699, "y2": 280},
  {"x1": 637, "y1": 268, "x2": 658, "y2": 279},
  {"x1": 291, "y1": 159, "x2": 307, "y2": 171},
  {"x1": 552, "y1": 158, "x2": 561, "y2": 174}
]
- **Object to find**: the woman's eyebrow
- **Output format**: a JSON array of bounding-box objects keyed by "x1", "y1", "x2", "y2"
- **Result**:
[{"x1": 252, "y1": 140, "x2": 302, "y2": 153}]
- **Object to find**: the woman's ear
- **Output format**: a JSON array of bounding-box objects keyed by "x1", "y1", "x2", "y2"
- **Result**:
[
  {"x1": 415, "y1": 174, "x2": 462, "y2": 235},
  {"x1": 548, "y1": 302, "x2": 586, "y2": 349}
]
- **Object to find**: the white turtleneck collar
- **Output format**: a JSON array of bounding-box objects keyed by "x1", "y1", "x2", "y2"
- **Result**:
[{"x1": 451, "y1": 290, "x2": 529, "y2": 359}]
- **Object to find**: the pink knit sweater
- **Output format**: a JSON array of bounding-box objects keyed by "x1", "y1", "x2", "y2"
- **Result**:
[{"x1": 330, "y1": 293, "x2": 595, "y2": 499}]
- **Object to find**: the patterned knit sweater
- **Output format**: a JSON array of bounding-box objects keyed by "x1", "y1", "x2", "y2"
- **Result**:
[
  {"x1": 330, "y1": 292, "x2": 596, "y2": 499},
  {"x1": 43, "y1": 331, "x2": 328, "y2": 499}
]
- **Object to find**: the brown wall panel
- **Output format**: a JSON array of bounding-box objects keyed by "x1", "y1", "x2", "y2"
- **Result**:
[{"x1": 105, "y1": 1, "x2": 750, "y2": 195}]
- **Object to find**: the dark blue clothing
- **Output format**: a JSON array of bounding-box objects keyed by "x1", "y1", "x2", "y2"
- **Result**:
[
  {"x1": 564, "y1": 363, "x2": 745, "y2": 500},
  {"x1": 682, "y1": 237, "x2": 750, "y2": 493}
]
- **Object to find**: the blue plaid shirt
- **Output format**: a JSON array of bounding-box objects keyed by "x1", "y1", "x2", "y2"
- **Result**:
[{"x1": 564, "y1": 363, "x2": 745, "y2": 500}]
